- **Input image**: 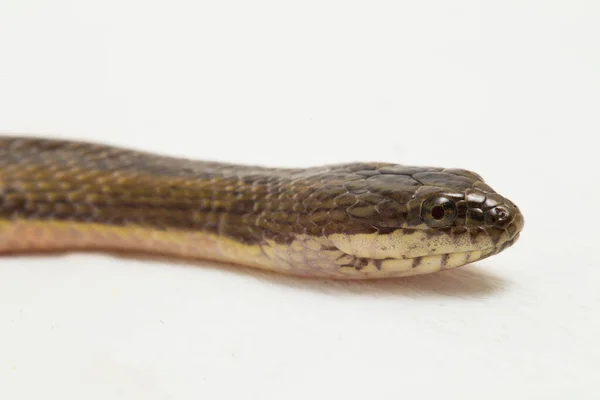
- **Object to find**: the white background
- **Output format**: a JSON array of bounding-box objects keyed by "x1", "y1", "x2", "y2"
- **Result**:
[{"x1": 0, "y1": 1, "x2": 598, "y2": 399}]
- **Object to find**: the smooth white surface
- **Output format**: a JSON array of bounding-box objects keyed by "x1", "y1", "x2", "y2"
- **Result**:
[{"x1": 0, "y1": 1, "x2": 598, "y2": 398}]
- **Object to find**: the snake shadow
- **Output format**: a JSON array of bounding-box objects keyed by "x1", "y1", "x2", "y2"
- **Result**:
[
  {"x1": 109, "y1": 252, "x2": 510, "y2": 298},
  {"x1": 235, "y1": 263, "x2": 509, "y2": 298}
]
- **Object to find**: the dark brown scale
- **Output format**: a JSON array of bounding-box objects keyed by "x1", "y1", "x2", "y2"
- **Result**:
[
  {"x1": 440, "y1": 254, "x2": 450, "y2": 268},
  {"x1": 411, "y1": 257, "x2": 422, "y2": 268},
  {"x1": 412, "y1": 172, "x2": 475, "y2": 191}
]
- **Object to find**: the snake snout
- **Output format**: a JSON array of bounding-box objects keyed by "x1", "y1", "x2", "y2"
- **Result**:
[{"x1": 506, "y1": 203, "x2": 525, "y2": 238}]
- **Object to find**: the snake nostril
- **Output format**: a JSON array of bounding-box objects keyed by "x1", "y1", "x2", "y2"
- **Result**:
[
  {"x1": 485, "y1": 205, "x2": 511, "y2": 227},
  {"x1": 496, "y1": 207, "x2": 508, "y2": 221}
]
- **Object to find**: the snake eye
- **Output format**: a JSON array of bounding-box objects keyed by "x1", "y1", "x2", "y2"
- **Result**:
[
  {"x1": 431, "y1": 205, "x2": 445, "y2": 220},
  {"x1": 421, "y1": 196, "x2": 457, "y2": 227}
]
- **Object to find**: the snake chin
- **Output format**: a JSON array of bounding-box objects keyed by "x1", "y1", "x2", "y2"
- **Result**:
[{"x1": 335, "y1": 235, "x2": 521, "y2": 279}]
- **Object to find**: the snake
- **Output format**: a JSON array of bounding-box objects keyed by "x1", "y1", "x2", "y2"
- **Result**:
[{"x1": 0, "y1": 136, "x2": 524, "y2": 279}]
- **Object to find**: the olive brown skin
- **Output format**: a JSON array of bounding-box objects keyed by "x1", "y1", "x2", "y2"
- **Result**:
[{"x1": 0, "y1": 137, "x2": 524, "y2": 279}]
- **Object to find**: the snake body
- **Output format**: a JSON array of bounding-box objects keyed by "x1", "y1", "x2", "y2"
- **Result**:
[{"x1": 0, "y1": 136, "x2": 523, "y2": 279}]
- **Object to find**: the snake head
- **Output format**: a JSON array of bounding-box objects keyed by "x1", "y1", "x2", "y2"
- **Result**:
[{"x1": 323, "y1": 164, "x2": 524, "y2": 277}]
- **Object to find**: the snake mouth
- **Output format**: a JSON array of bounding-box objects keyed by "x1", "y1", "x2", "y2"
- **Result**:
[
  {"x1": 334, "y1": 232, "x2": 523, "y2": 278},
  {"x1": 451, "y1": 230, "x2": 521, "y2": 266},
  {"x1": 490, "y1": 231, "x2": 521, "y2": 257},
  {"x1": 348, "y1": 246, "x2": 499, "y2": 278}
]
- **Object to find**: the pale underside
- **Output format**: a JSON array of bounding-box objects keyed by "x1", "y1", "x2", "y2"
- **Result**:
[{"x1": 0, "y1": 219, "x2": 508, "y2": 279}]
